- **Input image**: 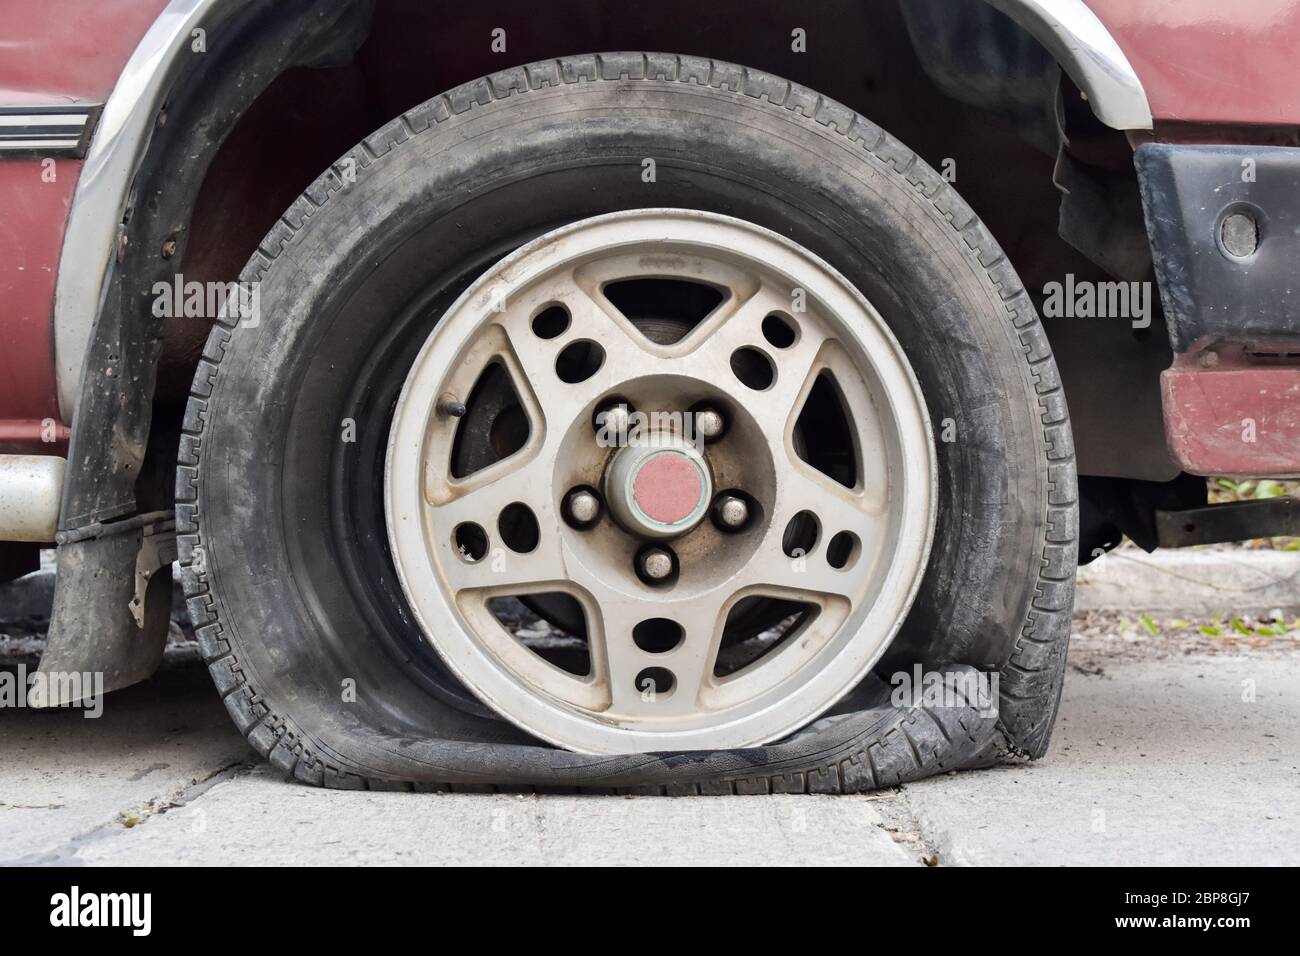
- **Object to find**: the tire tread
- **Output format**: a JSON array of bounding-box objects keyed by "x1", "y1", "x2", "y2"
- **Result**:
[{"x1": 178, "y1": 52, "x2": 1077, "y2": 790}]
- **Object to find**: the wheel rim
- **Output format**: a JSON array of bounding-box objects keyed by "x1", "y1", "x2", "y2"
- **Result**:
[{"x1": 385, "y1": 209, "x2": 936, "y2": 754}]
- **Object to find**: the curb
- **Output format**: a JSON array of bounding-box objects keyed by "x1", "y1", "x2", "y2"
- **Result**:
[{"x1": 1075, "y1": 548, "x2": 1300, "y2": 615}]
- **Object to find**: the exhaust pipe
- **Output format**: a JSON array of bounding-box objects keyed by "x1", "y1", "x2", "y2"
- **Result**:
[{"x1": 0, "y1": 455, "x2": 64, "y2": 542}]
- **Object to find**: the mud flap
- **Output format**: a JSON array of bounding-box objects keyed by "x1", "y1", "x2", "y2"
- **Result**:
[{"x1": 29, "y1": 516, "x2": 174, "y2": 708}]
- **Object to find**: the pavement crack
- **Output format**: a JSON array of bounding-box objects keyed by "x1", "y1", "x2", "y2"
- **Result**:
[
  {"x1": 871, "y1": 786, "x2": 943, "y2": 866},
  {"x1": 1, "y1": 758, "x2": 258, "y2": 866}
]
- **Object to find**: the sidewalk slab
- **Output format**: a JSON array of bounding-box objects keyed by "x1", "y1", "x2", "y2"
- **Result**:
[
  {"x1": 73, "y1": 769, "x2": 918, "y2": 866},
  {"x1": 0, "y1": 662, "x2": 249, "y2": 864},
  {"x1": 901, "y1": 657, "x2": 1300, "y2": 866}
]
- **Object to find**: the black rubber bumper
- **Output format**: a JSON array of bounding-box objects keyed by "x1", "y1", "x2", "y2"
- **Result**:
[{"x1": 1135, "y1": 143, "x2": 1300, "y2": 354}]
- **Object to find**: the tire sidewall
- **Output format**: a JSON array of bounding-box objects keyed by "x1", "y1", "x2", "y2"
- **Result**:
[{"x1": 192, "y1": 68, "x2": 1058, "y2": 765}]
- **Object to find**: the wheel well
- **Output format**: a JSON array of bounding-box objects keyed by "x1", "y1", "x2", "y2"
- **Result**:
[
  {"x1": 160, "y1": 0, "x2": 1172, "y2": 486},
  {"x1": 40, "y1": 0, "x2": 1165, "y2": 700}
]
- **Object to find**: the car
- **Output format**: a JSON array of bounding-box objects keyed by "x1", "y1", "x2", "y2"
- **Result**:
[{"x1": 1, "y1": 0, "x2": 1297, "y2": 792}]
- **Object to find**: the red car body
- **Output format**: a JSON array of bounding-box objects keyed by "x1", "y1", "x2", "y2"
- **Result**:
[
  {"x1": 1090, "y1": 0, "x2": 1300, "y2": 126},
  {"x1": 1, "y1": 1, "x2": 166, "y2": 445}
]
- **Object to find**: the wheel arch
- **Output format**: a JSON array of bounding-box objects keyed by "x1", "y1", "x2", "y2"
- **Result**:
[
  {"x1": 35, "y1": 0, "x2": 372, "y2": 703},
  {"x1": 984, "y1": 0, "x2": 1151, "y2": 131},
  {"x1": 53, "y1": 0, "x2": 1151, "y2": 424},
  {"x1": 43, "y1": 0, "x2": 1144, "y2": 694}
]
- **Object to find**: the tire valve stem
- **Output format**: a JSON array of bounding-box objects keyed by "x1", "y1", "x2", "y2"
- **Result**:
[{"x1": 437, "y1": 394, "x2": 467, "y2": 418}]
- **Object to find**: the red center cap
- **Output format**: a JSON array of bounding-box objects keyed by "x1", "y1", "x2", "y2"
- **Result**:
[{"x1": 633, "y1": 453, "x2": 703, "y2": 525}]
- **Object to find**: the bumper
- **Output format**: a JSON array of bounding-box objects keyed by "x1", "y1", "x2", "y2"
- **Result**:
[
  {"x1": 1162, "y1": 351, "x2": 1300, "y2": 478},
  {"x1": 1136, "y1": 143, "x2": 1300, "y2": 475}
]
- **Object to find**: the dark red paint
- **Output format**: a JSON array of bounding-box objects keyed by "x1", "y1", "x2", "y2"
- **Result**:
[
  {"x1": 1162, "y1": 354, "x2": 1300, "y2": 476},
  {"x1": 0, "y1": 0, "x2": 168, "y2": 447},
  {"x1": 1088, "y1": 0, "x2": 1300, "y2": 127}
]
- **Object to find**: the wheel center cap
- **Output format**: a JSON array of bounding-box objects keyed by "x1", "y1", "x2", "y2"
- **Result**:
[
  {"x1": 605, "y1": 438, "x2": 711, "y2": 539},
  {"x1": 634, "y1": 454, "x2": 703, "y2": 524}
]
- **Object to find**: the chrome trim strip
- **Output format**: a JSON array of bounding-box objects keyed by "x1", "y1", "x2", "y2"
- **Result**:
[
  {"x1": 0, "y1": 140, "x2": 77, "y2": 150},
  {"x1": 0, "y1": 107, "x2": 95, "y2": 155},
  {"x1": 53, "y1": 0, "x2": 219, "y2": 421},
  {"x1": 0, "y1": 115, "x2": 89, "y2": 127},
  {"x1": 986, "y1": 0, "x2": 1153, "y2": 131}
]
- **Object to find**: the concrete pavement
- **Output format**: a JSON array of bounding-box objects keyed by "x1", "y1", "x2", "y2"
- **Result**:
[
  {"x1": 1, "y1": 628, "x2": 1296, "y2": 866},
  {"x1": 901, "y1": 657, "x2": 1298, "y2": 866}
]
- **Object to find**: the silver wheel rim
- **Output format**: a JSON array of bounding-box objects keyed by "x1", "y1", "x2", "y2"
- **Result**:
[{"x1": 385, "y1": 209, "x2": 936, "y2": 754}]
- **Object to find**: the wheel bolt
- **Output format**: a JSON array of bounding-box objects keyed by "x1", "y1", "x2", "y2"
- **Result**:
[
  {"x1": 695, "y1": 407, "x2": 725, "y2": 442},
  {"x1": 638, "y1": 547, "x2": 674, "y2": 582},
  {"x1": 713, "y1": 493, "x2": 750, "y2": 531},
  {"x1": 564, "y1": 488, "x2": 602, "y2": 528},
  {"x1": 594, "y1": 401, "x2": 631, "y2": 444}
]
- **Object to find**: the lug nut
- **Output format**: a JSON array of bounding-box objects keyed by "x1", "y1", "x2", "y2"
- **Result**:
[
  {"x1": 713, "y1": 493, "x2": 750, "y2": 531},
  {"x1": 564, "y1": 488, "x2": 602, "y2": 528},
  {"x1": 638, "y1": 547, "x2": 674, "y2": 582},
  {"x1": 594, "y1": 401, "x2": 631, "y2": 444},
  {"x1": 695, "y1": 407, "x2": 725, "y2": 442}
]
